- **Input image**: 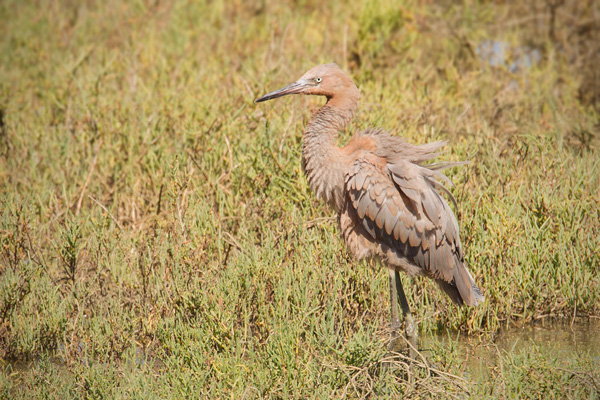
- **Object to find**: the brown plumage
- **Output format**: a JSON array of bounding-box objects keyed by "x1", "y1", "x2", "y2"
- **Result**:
[{"x1": 255, "y1": 63, "x2": 484, "y2": 352}]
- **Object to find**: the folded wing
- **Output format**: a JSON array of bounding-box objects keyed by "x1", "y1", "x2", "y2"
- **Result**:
[{"x1": 345, "y1": 155, "x2": 484, "y2": 306}]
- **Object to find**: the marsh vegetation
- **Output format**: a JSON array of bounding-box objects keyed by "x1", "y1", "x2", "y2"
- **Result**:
[{"x1": 1, "y1": 0, "x2": 599, "y2": 398}]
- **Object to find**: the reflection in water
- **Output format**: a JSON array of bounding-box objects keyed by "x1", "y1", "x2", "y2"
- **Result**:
[
  {"x1": 492, "y1": 319, "x2": 599, "y2": 356},
  {"x1": 424, "y1": 318, "x2": 600, "y2": 380}
]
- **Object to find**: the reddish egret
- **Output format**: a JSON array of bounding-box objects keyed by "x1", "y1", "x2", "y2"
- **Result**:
[{"x1": 255, "y1": 63, "x2": 484, "y2": 355}]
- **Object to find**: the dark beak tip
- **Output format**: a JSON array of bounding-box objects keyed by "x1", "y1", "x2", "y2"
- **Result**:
[
  {"x1": 254, "y1": 94, "x2": 269, "y2": 103},
  {"x1": 255, "y1": 93, "x2": 276, "y2": 103},
  {"x1": 254, "y1": 81, "x2": 304, "y2": 105}
]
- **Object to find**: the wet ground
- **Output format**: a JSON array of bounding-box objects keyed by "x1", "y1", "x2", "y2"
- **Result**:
[{"x1": 5, "y1": 318, "x2": 599, "y2": 392}]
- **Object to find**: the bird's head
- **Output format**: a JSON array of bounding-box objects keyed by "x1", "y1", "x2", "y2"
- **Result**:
[{"x1": 255, "y1": 63, "x2": 359, "y2": 103}]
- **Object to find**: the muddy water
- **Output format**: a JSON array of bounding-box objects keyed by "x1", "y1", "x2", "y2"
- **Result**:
[
  {"x1": 424, "y1": 318, "x2": 600, "y2": 379},
  {"x1": 491, "y1": 318, "x2": 599, "y2": 355}
]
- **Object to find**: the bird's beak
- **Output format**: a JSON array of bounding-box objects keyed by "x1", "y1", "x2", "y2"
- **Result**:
[{"x1": 254, "y1": 80, "x2": 310, "y2": 103}]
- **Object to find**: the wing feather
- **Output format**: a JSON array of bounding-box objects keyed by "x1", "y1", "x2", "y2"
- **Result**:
[{"x1": 344, "y1": 155, "x2": 484, "y2": 306}]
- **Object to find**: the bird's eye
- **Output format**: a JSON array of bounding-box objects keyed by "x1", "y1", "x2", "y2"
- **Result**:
[{"x1": 315, "y1": 77, "x2": 322, "y2": 83}]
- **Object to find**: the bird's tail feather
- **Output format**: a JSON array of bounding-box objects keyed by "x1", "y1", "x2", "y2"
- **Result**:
[{"x1": 437, "y1": 264, "x2": 484, "y2": 307}]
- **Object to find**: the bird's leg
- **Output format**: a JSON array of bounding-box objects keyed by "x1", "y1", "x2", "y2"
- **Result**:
[
  {"x1": 387, "y1": 269, "x2": 402, "y2": 352},
  {"x1": 394, "y1": 270, "x2": 418, "y2": 359},
  {"x1": 388, "y1": 269, "x2": 418, "y2": 359}
]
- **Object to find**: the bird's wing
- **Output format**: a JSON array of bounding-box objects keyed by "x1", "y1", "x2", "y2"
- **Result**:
[{"x1": 344, "y1": 155, "x2": 483, "y2": 305}]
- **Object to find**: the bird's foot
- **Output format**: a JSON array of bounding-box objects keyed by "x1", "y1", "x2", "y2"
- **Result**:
[
  {"x1": 404, "y1": 314, "x2": 419, "y2": 359},
  {"x1": 387, "y1": 315, "x2": 402, "y2": 352}
]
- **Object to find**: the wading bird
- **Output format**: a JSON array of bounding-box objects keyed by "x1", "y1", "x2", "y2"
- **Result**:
[{"x1": 255, "y1": 64, "x2": 484, "y2": 354}]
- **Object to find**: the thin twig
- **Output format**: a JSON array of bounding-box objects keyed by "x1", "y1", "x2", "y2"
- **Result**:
[
  {"x1": 223, "y1": 231, "x2": 247, "y2": 255},
  {"x1": 76, "y1": 139, "x2": 103, "y2": 215},
  {"x1": 88, "y1": 195, "x2": 123, "y2": 231},
  {"x1": 279, "y1": 108, "x2": 295, "y2": 153},
  {"x1": 303, "y1": 216, "x2": 336, "y2": 229}
]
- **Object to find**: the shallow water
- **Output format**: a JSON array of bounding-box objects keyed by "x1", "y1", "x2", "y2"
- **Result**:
[
  {"x1": 424, "y1": 318, "x2": 600, "y2": 379},
  {"x1": 493, "y1": 318, "x2": 599, "y2": 356}
]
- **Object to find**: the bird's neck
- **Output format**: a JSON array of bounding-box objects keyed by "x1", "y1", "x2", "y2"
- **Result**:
[{"x1": 302, "y1": 96, "x2": 358, "y2": 210}]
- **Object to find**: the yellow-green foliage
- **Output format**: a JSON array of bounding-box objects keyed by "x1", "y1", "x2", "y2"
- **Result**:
[{"x1": 1, "y1": 0, "x2": 599, "y2": 398}]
